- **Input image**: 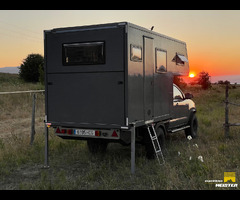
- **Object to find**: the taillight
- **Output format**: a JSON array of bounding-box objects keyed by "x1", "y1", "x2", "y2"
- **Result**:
[
  {"x1": 95, "y1": 130, "x2": 101, "y2": 136},
  {"x1": 112, "y1": 130, "x2": 118, "y2": 137},
  {"x1": 55, "y1": 127, "x2": 67, "y2": 134},
  {"x1": 67, "y1": 129, "x2": 73, "y2": 135},
  {"x1": 61, "y1": 129, "x2": 66, "y2": 134},
  {"x1": 56, "y1": 127, "x2": 61, "y2": 133}
]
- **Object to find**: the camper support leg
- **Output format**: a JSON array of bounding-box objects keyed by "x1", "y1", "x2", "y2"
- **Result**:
[
  {"x1": 30, "y1": 93, "x2": 36, "y2": 145},
  {"x1": 131, "y1": 123, "x2": 136, "y2": 174},
  {"x1": 44, "y1": 123, "x2": 49, "y2": 168}
]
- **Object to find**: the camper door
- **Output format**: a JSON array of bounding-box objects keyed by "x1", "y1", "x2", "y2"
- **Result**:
[{"x1": 143, "y1": 37, "x2": 154, "y2": 121}]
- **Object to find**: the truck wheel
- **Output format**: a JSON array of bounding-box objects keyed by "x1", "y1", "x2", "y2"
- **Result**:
[
  {"x1": 87, "y1": 139, "x2": 108, "y2": 154},
  {"x1": 144, "y1": 126, "x2": 166, "y2": 159},
  {"x1": 185, "y1": 113, "x2": 198, "y2": 138}
]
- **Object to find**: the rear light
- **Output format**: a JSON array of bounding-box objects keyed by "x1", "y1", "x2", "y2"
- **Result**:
[
  {"x1": 46, "y1": 123, "x2": 51, "y2": 128},
  {"x1": 112, "y1": 130, "x2": 118, "y2": 137},
  {"x1": 56, "y1": 127, "x2": 61, "y2": 133},
  {"x1": 95, "y1": 130, "x2": 101, "y2": 136},
  {"x1": 67, "y1": 129, "x2": 73, "y2": 135},
  {"x1": 61, "y1": 129, "x2": 66, "y2": 134},
  {"x1": 55, "y1": 127, "x2": 67, "y2": 134}
]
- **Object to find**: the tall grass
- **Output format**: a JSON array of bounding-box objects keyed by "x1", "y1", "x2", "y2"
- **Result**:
[
  {"x1": 0, "y1": 74, "x2": 239, "y2": 189},
  {"x1": 0, "y1": 73, "x2": 44, "y2": 92}
]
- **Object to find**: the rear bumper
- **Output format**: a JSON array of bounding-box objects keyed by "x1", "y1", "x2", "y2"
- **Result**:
[
  {"x1": 48, "y1": 121, "x2": 127, "y2": 130},
  {"x1": 54, "y1": 126, "x2": 120, "y2": 140}
]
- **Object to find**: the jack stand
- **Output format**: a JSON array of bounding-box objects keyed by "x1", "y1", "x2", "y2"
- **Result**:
[
  {"x1": 43, "y1": 122, "x2": 50, "y2": 169},
  {"x1": 130, "y1": 123, "x2": 136, "y2": 174}
]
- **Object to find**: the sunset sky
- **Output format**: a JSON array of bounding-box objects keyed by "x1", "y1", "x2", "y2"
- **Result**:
[{"x1": 0, "y1": 10, "x2": 240, "y2": 76}]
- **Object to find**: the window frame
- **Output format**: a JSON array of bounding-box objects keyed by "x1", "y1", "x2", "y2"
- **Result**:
[
  {"x1": 62, "y1": 41, "x2": 105, "y2": 66},
  {"x1": 173, "y1": 85, "x2": 185, "y2": 102},
  {"x1": 130, "y1": 44, "x2": 142, "y2": 62},
  {"x1": 155, "y1": 48, "x2": 167, "y2": 73}
]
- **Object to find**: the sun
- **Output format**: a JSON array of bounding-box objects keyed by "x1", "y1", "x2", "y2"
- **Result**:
[{"x1": 189, "y1": 73, "x2": 195, "y2": 78}]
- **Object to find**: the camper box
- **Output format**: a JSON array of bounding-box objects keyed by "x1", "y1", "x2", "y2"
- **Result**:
[{"x1": 44, "y1": 22, "x2": 189, "y2": 131}]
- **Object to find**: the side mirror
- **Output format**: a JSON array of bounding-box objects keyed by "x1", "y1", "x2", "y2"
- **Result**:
[{"x1": 185, "y1": 93, "x2": 193, "y2": 99}]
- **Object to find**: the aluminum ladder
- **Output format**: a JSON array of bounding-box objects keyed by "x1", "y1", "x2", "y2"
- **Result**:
[{"x1": 147, "y1": 124, "x2": 165, "y2": 165}]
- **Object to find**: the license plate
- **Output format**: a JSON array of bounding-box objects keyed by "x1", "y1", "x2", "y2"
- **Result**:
[{"x1": 74, "y1": 129, "x2": 95, "y2": 136}]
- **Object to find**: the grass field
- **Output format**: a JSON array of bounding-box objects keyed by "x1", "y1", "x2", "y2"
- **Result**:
[{"x1": 0, "y1": 73, "x2": 240, "y2": 190}]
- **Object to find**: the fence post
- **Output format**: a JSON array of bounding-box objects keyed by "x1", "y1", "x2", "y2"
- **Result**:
[
  {"x1": 30, "y1": 93, "x2": 36, "y2": 145},
  {"x1": 225, "y1": 83, "x2": 230, "y2": 138}
]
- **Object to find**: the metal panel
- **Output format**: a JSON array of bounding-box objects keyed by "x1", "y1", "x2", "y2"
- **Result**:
[
  {"x1": 47, "y1": 72, "x2": 125, "y2": 127},
  {"x1": 45, "y1": 25, "x2": 125, "y2": 74},
  {"x1": 153, "y1": 36, "x2": 189, "y2": 76},
  {"x1": 154, "y1": 72, "x2": 173, "y2": 120},
  {"x1": 128, "y1": 73, "x2": 144, "y2": 123},
  {"x1": 127, "y1": 23, "x2": 189, "y2": 76},
  {"x1": 143, "y1": 37, "x2": 154, "y2": 121}
]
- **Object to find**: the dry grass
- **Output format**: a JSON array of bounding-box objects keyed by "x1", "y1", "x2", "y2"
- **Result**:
[
  {"x1": 0, "y1": 73, "x2": 45, "y2": 139},
  {"x1": 0, "y1": 73, "x2": 240, "y2": 190}
]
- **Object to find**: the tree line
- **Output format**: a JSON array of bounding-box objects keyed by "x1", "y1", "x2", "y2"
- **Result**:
[{"x1": 174, "y1": 71, "x2": 211, "y2": 90}]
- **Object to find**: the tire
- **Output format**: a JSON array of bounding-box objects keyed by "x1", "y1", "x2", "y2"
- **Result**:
[
  {"x1": 157, "y1": 127, "x2": 167, "y2": 155},
  {"x1": 145, "y1": 126, "x2": 166, "y2": 159},
  {"x1": 87, "y1": 139, "x2": 108, "y2": 154},
  {"x1": 185, "y1": 113, "x2": 198, "y2": 138}
]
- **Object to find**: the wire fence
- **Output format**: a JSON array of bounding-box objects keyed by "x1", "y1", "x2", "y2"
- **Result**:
[
  {"x1": 0, "y1": 90, "x2": 45, "y2": 144},
  {"x1": 224, "y1": 84, "x2": 240, "y2": 138},
  {"x1": 0, "y1": 90, "x2": 45, "y2": 95}
]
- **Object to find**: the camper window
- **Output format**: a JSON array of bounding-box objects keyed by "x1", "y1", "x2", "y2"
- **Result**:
[
  {"x1": 63, "y1": 42, "x2": 105, "y2": 65},
  {"x1": 155, "y1": 49, "x2": 167, "y2": 73},
  {"x1": 130, "y1": 45, "x2": 142, "y2": 62}
]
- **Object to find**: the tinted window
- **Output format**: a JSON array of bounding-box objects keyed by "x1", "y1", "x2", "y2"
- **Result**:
[{"x1": 63, "y1": 42, "x2": 105, "y2": 65}]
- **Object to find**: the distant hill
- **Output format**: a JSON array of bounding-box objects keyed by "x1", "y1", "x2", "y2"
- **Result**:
[
  {"x1": 211, "y1": 75, "x2": 240, "y2": 84},
  {"x1": 184, "y1": 74, "x2": 240, "y2": 85},
  {"x1": 0, "y1": 67, "x2": 20, "y2": 74}
]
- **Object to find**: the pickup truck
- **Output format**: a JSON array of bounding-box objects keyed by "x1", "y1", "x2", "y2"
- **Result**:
[{"x1": 144, "y1": 84, "x2": 198, "y2": 159}]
